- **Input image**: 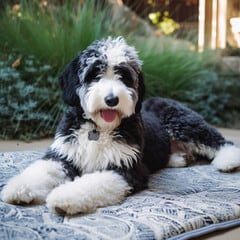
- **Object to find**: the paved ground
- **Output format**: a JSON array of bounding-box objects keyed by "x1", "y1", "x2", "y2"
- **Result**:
[{"x1": 0, "y1": 138, "x2": 52, "y2": 152}]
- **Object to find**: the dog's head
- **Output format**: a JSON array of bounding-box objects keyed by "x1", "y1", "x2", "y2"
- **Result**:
[{"x1": 59, "y1": 37, "x2": 145, "y2": 131}]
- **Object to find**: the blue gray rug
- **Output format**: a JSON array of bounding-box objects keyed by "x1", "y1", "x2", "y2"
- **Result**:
[{"x1": 0, "y1": 151, "x2": 240, "y2": 239}]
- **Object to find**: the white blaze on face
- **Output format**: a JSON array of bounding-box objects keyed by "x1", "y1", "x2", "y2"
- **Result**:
[
  {"x1": 77, "y1": 67, "x2": 136, "y2": 131},
  {"x1": 76, "y1": 37, "x2": 141, "y2": 131},
  {"x1": 102, "y1": 44, "x2": 129, "y2": 67}
]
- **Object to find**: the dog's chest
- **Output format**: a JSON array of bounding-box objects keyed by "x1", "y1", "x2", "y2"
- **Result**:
[{"x1": 51, "y1": 123, "x2": 139, "y2": 173}]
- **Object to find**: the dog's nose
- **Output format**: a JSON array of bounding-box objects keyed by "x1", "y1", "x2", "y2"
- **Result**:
[{"x1": 104, "y1": 94, "x2": 119, "y2": 107}]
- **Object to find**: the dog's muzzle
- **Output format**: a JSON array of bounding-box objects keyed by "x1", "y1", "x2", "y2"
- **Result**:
[{"x1": 98, "y1": 94, "x2": 119, "y2": 123}]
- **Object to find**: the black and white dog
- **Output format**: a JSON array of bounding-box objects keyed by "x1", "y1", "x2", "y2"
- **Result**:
[{"x1": 2, "y1": 37, "x2": 240, "y2": 215}]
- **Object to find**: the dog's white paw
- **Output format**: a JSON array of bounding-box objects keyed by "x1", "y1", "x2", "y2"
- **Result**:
[
  {"x1": 46, "y1": 181, "x2": 90, "y2": 215},
  {"x1": 1, "y1": 160, "x2": 66, "y2": 204},
  {"x1": 167, "y1": 153, "x2": 187, "y2": 167},
  {"x1": 2, "y1": 175, "x2": 39, "y2": 204},
  {"x1": 212, "y1": 145, "x2": 240, "y2": 172},
  {"x1": 46, "y1": 171, "x2": 131, "y2": 215}
]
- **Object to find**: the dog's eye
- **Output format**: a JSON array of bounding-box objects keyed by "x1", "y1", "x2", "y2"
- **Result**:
[
  {"x1": 84, "y1": 68, "x2": 99, "y2": 83},
  {"x1": 114, "y1": 64, "x2": 138, "y2": 88},
  {"x1": 121, "y1": 77, "x2": 137, "y2": 89},
  {"x1": 84, "y1": 60, "x2": 106, "y2": 83}
]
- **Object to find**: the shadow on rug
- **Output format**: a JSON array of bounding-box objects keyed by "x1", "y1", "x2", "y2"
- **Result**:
[{"x1": 0, "y1": 151, "x2": 240, "y2": 240}]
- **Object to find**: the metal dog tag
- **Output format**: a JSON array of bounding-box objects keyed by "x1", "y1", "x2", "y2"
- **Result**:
[{"x1": 88, "y1": 130, "x2": 100, "y2": 141}]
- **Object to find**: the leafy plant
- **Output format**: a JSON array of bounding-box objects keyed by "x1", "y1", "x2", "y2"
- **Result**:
[
  {"x1": 0, "y1": 0, "x2": 115, "y2": 139},
  {"x1": 0, "y1": 0, "x2": 113, "y2": 72},
  {"x1": 135, "y1": 37, "x2": 213, "y2": 99},
  {"x1": 184, "y1": 72, "x2": 230, "y2": 125},
  {"x1": 0, "y1": 51, "x2": 63, "y2": 140},
  {"x1": 0, "y1": 1, "x2": 239, "y2": 140}
]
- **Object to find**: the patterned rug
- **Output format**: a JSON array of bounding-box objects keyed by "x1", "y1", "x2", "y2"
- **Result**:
[{"x1": 0, "y1": 151, "x2": 240, "y2": 240}]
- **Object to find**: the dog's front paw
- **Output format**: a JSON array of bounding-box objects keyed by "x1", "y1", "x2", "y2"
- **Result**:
[
  {"x1": 46, "y1": 171, "x2": 131, "y2": 215},
  {"x1": 1, "y1": 160, "x2": 67, "y2": 205},
  {"x1": 212, "y1": 145, "x2": 240, "y2": 172},
  {"x1": 46, "y1": 181, "x2": 92, "y2": 215},
  {"x1": 1, "y1": 175, "x2": 39, "y2": 204}
]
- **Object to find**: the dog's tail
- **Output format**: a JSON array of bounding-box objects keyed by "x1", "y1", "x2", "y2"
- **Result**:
[{"x1": 212, "y1": 143, "x2": 240, "y2": 172}]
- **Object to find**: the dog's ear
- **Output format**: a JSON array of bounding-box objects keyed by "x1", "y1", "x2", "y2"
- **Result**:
[
  {"x1": 114, "y1": 62, "x2": 145, "y2": 113},
  {"x1": 135, "y1": 71, "x2": 145, "y2": 113},
  {"x1": 59, "y1": 57, "x2": 80, "y2": 106},
  {"x1": 128, "y1": 61, "x2": 145, "y2": 113}
]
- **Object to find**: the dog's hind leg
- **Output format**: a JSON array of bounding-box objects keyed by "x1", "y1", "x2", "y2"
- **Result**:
[
  {"x1": 212, "y1": 144, "x2": 240, "y2": 172},
  {"x1": 164, "y1": 112, "x2": 240, "y2": 171},
  {"x1": 168, "y1": 129, "x2": 240, "y2": 172},
  {"x1": 1, "y1": 160, "x2": 67, "y2": 204},
  {"x1": 169, "y1": 130, "x2": 240, "y2": 172},
  {"x1": 142, "y1": 97, "x2": 240, "y2": 172}
]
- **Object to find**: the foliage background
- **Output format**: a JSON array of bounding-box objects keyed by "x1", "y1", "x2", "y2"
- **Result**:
[{"x1": 0, "y1": 0, "x2": 239, "y2": 140}]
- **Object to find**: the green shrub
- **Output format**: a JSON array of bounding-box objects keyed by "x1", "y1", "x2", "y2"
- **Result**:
[
  {"x1": 0, "y1": 51, "x2": 64, "y2": 140},
  {"x1": 192, "y1": 73, "x2": 240, "y2": 127},
  {"x1": 0, "y1": 0, "x2": 113, "y2": 72},
  {"x1": 0, "y1": 1, "x2": 239, "y2": 140},
  {"x1": 0, "y1": 0, "x2": 114, "y2": 139},
  {"x1": 184, "y1": 71, "x2": 231, "y2": 126},
  {"x1": 136, "y1": 37, "x2": 214, "y2": 100}
]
